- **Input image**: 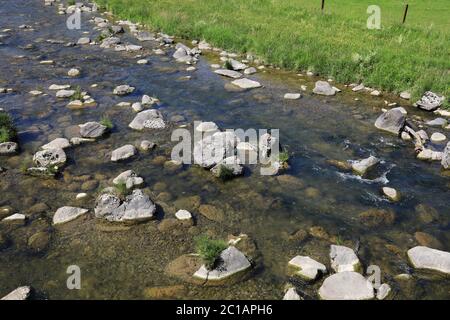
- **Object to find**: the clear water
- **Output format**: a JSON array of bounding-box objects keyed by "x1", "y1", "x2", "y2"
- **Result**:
[{"x1": 0, "y1": 0, "x2": 449, "y2": 299}]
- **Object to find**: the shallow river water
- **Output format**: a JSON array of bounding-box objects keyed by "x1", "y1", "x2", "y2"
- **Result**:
[{"x1": 0, "y1": 0, "x2": 449, "y2": 299}]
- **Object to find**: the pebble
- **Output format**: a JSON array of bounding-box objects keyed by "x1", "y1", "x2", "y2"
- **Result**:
[{"x1": 430, "y1": 132, "x2": 447, "y2": 143}]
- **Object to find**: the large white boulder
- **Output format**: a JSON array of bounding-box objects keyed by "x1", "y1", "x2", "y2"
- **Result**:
[
  {"x1": 407, "y1": 246, "x2": 450, "y2": 274},
  {"x1": 319, "y1": 272, "x2": 374, "y2": 300}
]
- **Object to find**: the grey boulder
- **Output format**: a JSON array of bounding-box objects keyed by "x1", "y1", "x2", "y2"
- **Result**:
[
  {"x1": 111, "y1": 145, "x2": 137, "y2": 162},
  {"x1": 313, "y1": 81, "x2": 337, "y2": 96},
  {"x1": 319, "y1": 272, "x2": 374, "y2": 300},
  {"x1": 33, "y1": 148, "x2": 66, "y2": 167},
  {"x1": 79, "y1": 121, "x2": 108, "y2": 138},
  {"x1": 416, "y1": 91, "x2": 445, "y2": 111},
  {"x1": 128, "y1": 109, "x2": 166, "y2": 130},
  {"x1": 374, "y1": 107, "x2": 406, "y2": 135},
  {"x1": 0, "y1": 142, "x2": 18, "y2": 155},
  {"x1": 193, "y1": 246, "x2": 251, "y2": 281},
  {"x1": 407, "y1": 246, "x2": 450, "y2": 274},
  {"x1": 95, "y1": 189, "x2": 156, "y2": 223},
  {"x1": 351, "y1": 156, "x2": 379, "y2": 176}
]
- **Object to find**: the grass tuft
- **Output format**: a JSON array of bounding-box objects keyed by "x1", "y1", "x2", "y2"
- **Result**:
[
  {"x1": 94, "y1": 0, "x2": 449, "y2": 106},
  {"x1": 0, "y1": 112, "x2": 16, "y2": 143},
  {"x1": 70, "y1": 86, "x2": 83, "y2": 101},
  {"x1": 100, "y1": 116, "x2": 114, "y2": 130},
  {"x1": 195, "y1": 235, "x2": 228, "y2": 270}
]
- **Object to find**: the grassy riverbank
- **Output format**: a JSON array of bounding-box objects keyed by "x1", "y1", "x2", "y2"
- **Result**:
[{"x1": 95, "y1": 0, "x2": 449, "y2": 105}]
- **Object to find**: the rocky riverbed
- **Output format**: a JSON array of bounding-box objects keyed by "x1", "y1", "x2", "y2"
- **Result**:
[{"x1": 0, "y1": 1, "x2": 449, "y2": 300}]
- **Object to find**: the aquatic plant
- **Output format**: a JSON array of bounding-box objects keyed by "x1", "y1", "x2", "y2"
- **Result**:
[
  {"x1": 0, "y1": 112, "x2": 16, "y2": 143},
  {"x1": 70, "y1": 86, "x2": 83, "y2": 101},
  {"x1": 100, "y1": 116, "x2": 114, "y2": 130},
  {"x1": 195, "y1": 235, "x2": 228, "y2": 270},
  {"x1": 278, "y1": 150, "x2": 289, "y2": 164},
  {"x1": 114, "y1": 181, "x2": 129, "y2": 198},
  {"x1": 217, "y1": 165, "x2": 235, "y2": 181},
  {"x1": 67, "y1": 0, "x2": 76, "y2": 6}
]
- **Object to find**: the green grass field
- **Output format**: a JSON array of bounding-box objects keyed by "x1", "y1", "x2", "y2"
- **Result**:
[{"x1": 94, "y1": 0, "x2": 449, "y2": 105}]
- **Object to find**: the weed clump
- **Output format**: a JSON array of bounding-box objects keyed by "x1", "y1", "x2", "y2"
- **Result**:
[
  {"x1": 0, "y1": 112, "x2": 16, "y2": 143},
  {"x1": 195, "y1": 235, "x2": 228, "y2": 270},
  {"x1": 100, "y1": 116, "x2": 113, "y2": 130}
]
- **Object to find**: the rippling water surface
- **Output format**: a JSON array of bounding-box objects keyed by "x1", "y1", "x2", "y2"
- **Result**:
[{"x1": 0, "y1": 0, "x2": 449, "y2": 299}]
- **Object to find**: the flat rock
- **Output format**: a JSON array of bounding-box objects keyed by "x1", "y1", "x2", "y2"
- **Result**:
[
  {"x1": 374, "y1": 107, "x2": 406, "y2": 134},
  {"x1": 426, "y1": 118, "x2": 447, "y2": 127},
  {"x1": 400, "y1": 91, "x2": 411, "y2": 100},
  {"x1": 1, "y1": 286, "x2": 31, "y2": 300},
  {"x1": 382, "y1": 187, "x2": 400, "y2": 201},
  {"x1": 416, "y1": 91, "x2": 445, "y2": 111},
  {"x1": 95, "y1": 189, "x2": 156, "y2": 223},
  {"x1": 430, "y1": 132, "x2": 446, "y2": 143},
  {"x1": 68, "y1": 68, "x2": 80, "y2": 77},
  {"x1": 417, "y1": 148, "x2": 443, "y2": 161},
  {"x1": 42, "y1": 138, "x2": 70, "y2": 150},
  {"x1": 129, "y1": 109, "x2": 165, "y2": 130},
  {"x1": 100, "y1": 37, "x2": 121, "y2": 48},
  {"x1": 228, "y1": 59, "x2": 247, "y2": 71},
  {"x1": 330, "y1": 245, "x2": 360, "y2": 273},
  {"x1": 53, "y1": 206, "x2": 88, "y2": 225},
  {"x1": 113, "y1": 85, "x2": 135, "y2": 96},
  {"x1": 49, "y1": 84, "x2": 70, "y2": 90},
  {"x1": 33, "y1": 148, "x2": 66, "y2": 167},
  {"x1": 214, "y1": 69, "x2": 242, "y2": 79},
  {"x1": 231, "y1": 78, "x2": 261, "y2": 89},
  {"x1": 79, "y1": 121, "x2": 107, "y2": 139},
  {"x1": 111, "y1": 145, "x2": 137, "y2": 162},
  {"x1": 244, "y1": 67, "x2": 257, "y2": 75},
  {"x1": 313, "y1": 81, "x2": 337, "y2": 96},
  {"x1": 319, "y1": 272, "x2": 374, "y2": 300},
  {"x1": 2, "y1": 213, "x2": 26, "y2": 223},
  {"x1": 288, "y1": 256, "x2": 327, "y2": 280},
  {"x1": 56, "y1": 89, "x2": 75, "y2": 98},
  {"x1": 407, "y1": 246, "x2": 450, "y2": 274},
  {"x1": 283, "y1": 288, "x2": 302, "y2": 300},
  {"x1": 175, "y1": 209, "x2": 192, "y2": 221},
  {"x1": 351, "y1": 156, "x2": 379, "y2": 175},
  {"x1": 193, "y1": 246, "x2": 251, "y2": 281},
  {"x1": 284, "y1": 93, "x2": 301, "y2": 100},
  {"x1": 0, "y1": 142, "x2": 18, "y2": 155},
  {"x1": 195, "y1": 121, "x2": 219, "y2": 133},
  {"x1": 77, "y1": 37, "x2": 90, "y2": 45}
]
